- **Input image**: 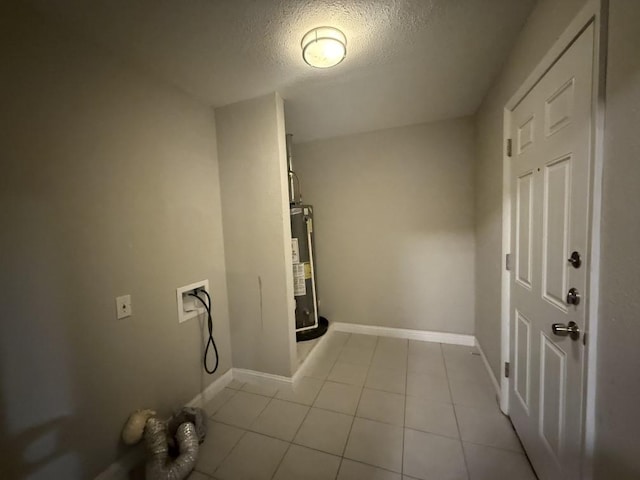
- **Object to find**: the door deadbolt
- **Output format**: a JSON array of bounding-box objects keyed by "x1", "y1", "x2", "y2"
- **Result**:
[
  {"x1": 568, "y1": 251, "x2": 582, "y2": 268},
  {"x1": 552, "y1": 321, "x2": 581, "y2": 341},
  {"x1": 566, "y1": 287, "x2": 581, "y2": 306}
]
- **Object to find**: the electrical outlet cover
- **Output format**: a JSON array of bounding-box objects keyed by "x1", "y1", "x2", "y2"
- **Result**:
[{"x1": 116, "y1": 295, "x2": 132, "y2": 319}]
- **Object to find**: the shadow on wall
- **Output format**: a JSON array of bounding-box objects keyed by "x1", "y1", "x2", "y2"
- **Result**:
[
  {"x1": 0, "y1": 3, "x2": 236, "y2": 477},
  {"x1": 0, "y1": 214, "x2": 217, "y2": 480},
  {"x1": 0, "y1": 411, "x2": 79, "y2": 479},
  {"x1": 0, "y1": 214, "x2": 82, "y2": 478},
  {"x1": 592, "y1": 451, "x2": 640, "y2": 480}
]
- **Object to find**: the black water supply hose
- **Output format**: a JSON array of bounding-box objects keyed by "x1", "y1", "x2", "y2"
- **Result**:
[{"x1": 188, "y1": 290, "x2": 219, "y2": 374}]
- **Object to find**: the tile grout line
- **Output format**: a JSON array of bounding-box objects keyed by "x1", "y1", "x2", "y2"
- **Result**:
[
  {"x1": 442, "y1": 344, "x2": 472, "y2": 480},
  {"x1": 335, "y1": 334, "x2": 377, "y2": 478},
  {"x1": 335, "y1": 457, "x2": 345, "y2": 480},
  {"x1": 287, "y1": 372, "x2": 325, "y2": 446},
  {"x1": 210, "y1": 387, "x2": 238, "y2": 415},
  {"x1": 271, "y1": 330, "x2": 349, "y2": 480},
  {"x1": 204, "y1": 423, "x2": 406, "y2": 480},
  {"x1": 210, "y1": 428, "x2": 249, "y2": 478},
  {"x1": 210, "y1": 390, "x2": 275, "y2": 478},
  {"x1": 243, "y1": 391, "x2": 274, "y2": 429},
  {"x1": 203, "y1": 334, "x2": 345, "y2": 478},
  {"x1": 327, "y1": 362, "x2": 371, "y2": 385},
  {"x1": 212, "y1": 350, "x2": 327, "y2": 480},
  {"x1": 205, "y1": 342, "x2": 418, "y2": 479},
  {"x1": 268, "y1": 440, "x2": 291, "y2": 479},
  {"x1": 352, "y1": 336, "x2": 407, "y2": 475},
  {"x1": 203, "y1": 417, "x2": 418, "y2": 478},
  {"x1": 318, "y1": 337, "x2": 344, "y2": 381},
  {"x1": 207, "y1": 333, "x2": 414, "y2": 479},
  {"x1": 210, "y1": 407, "x2": 515, "y2": 463},
  {"x1": 332, "y1": 331, "x2": 355, "y2": 480},
  {"x1": 196, "y1": 389, "x2": 242, "y2": 477},
  {"x1": 208, "y1": 339, "x2": 523, "y2": 480}
]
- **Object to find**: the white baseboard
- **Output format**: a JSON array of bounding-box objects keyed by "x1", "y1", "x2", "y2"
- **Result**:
[
  {"x1": 292, "y1": 323, "x2": 334, "y2": 382},
  {"x1": 94, "y1": 445, "x2": 144, "y2": 480},
  {"x1": 96, "y1": 322, "x2": 478, "y2": 480},
  {"x1": 475, "y1": 338, "x2": 501, "y2": 397},
  {"x1": 233, "y1": 323, "x2": 336, "y2": 389},
  {"x1": 332, "y1": 322, "x2": 476, "y2": 347},
  {"x1": 95, "y1": 369, "x2": 234, "y2": 480},
  {"x1": 232, "y1": 367, "x2": 294, "y2": 390},
  {"x1": 186, "y1": 368, "x2": 234, "y2": 408}
]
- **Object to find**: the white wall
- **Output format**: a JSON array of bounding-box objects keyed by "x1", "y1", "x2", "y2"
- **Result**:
[
  {"x1": 294, "y1": 118, "x2": 476, "y2": 334},
  {"x1": 215, "y1": 93, "x2": 297, "y2": 377},
  {"x1": 0, "y1": 4, "x2": 232, "y2": 479},
  {"x1": 593, "y1": 2, "x2": 640, "y2": 477},
  {"x1": 474, "y1": 0, "x2": 589, "y2": 379}
]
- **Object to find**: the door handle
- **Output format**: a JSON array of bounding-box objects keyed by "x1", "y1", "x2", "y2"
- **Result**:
[
  {"x1": 552, "y1": 321, "x2": 581, "y2": 341},
  {"x1": 566, "y1": 288, "x2": 581, "y2": 305}
]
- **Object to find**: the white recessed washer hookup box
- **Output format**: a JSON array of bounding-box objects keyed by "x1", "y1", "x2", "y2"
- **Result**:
[{"x1": 176, "y1": 279, "x2": 209, "y2": 323}]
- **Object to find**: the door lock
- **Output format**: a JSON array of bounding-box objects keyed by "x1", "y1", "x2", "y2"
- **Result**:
[
  {"x1": 568, "y1": 251, "x2": 582, "y2": 268},
  {"x1": 552, "y1": 321, "x2": 581, "y2": 341},
  {"x1": 566, "y1": 287, "x2": 581, "y2": 306}
]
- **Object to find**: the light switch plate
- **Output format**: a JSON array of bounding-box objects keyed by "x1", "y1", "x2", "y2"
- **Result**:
[{"x1": 116, "y1": 294, "x2": 132, "y2": 319}]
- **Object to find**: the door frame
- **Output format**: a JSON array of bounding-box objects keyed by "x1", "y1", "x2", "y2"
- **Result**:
[{"x1": 500, "y1": 0, "x2": 607, "y2": 478}]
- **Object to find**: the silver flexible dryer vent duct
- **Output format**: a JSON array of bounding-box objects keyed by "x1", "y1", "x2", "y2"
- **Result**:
[{"x1": 144, "y1": 418, "x2": 199, "y2": 480}]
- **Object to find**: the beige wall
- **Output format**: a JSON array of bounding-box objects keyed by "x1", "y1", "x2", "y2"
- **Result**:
[
  {"x1": 215, "y1": 93, "x2": 297, "y2": 377},
  {"x1": 474, "y1": 0, "x2": 640, "y2": 474},
  {"x1": 0, "y1": 4, "x2": 232, "y2": 478},
  {"x1": 294, "y1": 118, "x2": 476, "y2": 334},
  {"x1": 593, "y1": 1, "x2": 640, "y2": 478},
  {"x1": 474, "y1": 0, "x2": 589, "y2": 378}
]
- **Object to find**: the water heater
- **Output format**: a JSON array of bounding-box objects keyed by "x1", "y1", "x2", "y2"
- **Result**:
[
  {"x1": 290, "y1": 205, "x2": 318, "y2": 331},
  {"x1": 286, "y1": 134, "x2": 328, "y2": 341}
]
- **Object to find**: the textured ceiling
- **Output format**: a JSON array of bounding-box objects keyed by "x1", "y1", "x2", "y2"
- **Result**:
[{"x1": 27, "y1": 0, "x2": 535, "y2": 142}]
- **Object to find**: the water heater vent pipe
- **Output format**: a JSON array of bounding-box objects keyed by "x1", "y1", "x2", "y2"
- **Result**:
[{"x1": 286, "y1": 134, "x2": 301, "y2": 205}]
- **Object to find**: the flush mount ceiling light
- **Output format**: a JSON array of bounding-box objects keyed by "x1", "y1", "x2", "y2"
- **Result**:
[{"x1": 301, "y1": 26, "x2": 347, "y2": 68}]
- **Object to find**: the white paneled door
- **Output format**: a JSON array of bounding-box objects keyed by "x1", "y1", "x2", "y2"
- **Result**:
[{"x1": 509, "y1": 24, "x2": 594, "y2": 480}]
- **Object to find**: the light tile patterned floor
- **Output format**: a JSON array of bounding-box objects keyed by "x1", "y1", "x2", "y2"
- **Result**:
[{"x1": 190, "y1": 332, "x2": 537, "y2": 480}]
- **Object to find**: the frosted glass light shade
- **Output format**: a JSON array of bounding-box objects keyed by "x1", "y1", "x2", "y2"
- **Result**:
[{"x1": 301, "y1": 27, "x2": 347, "y2": 68}]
